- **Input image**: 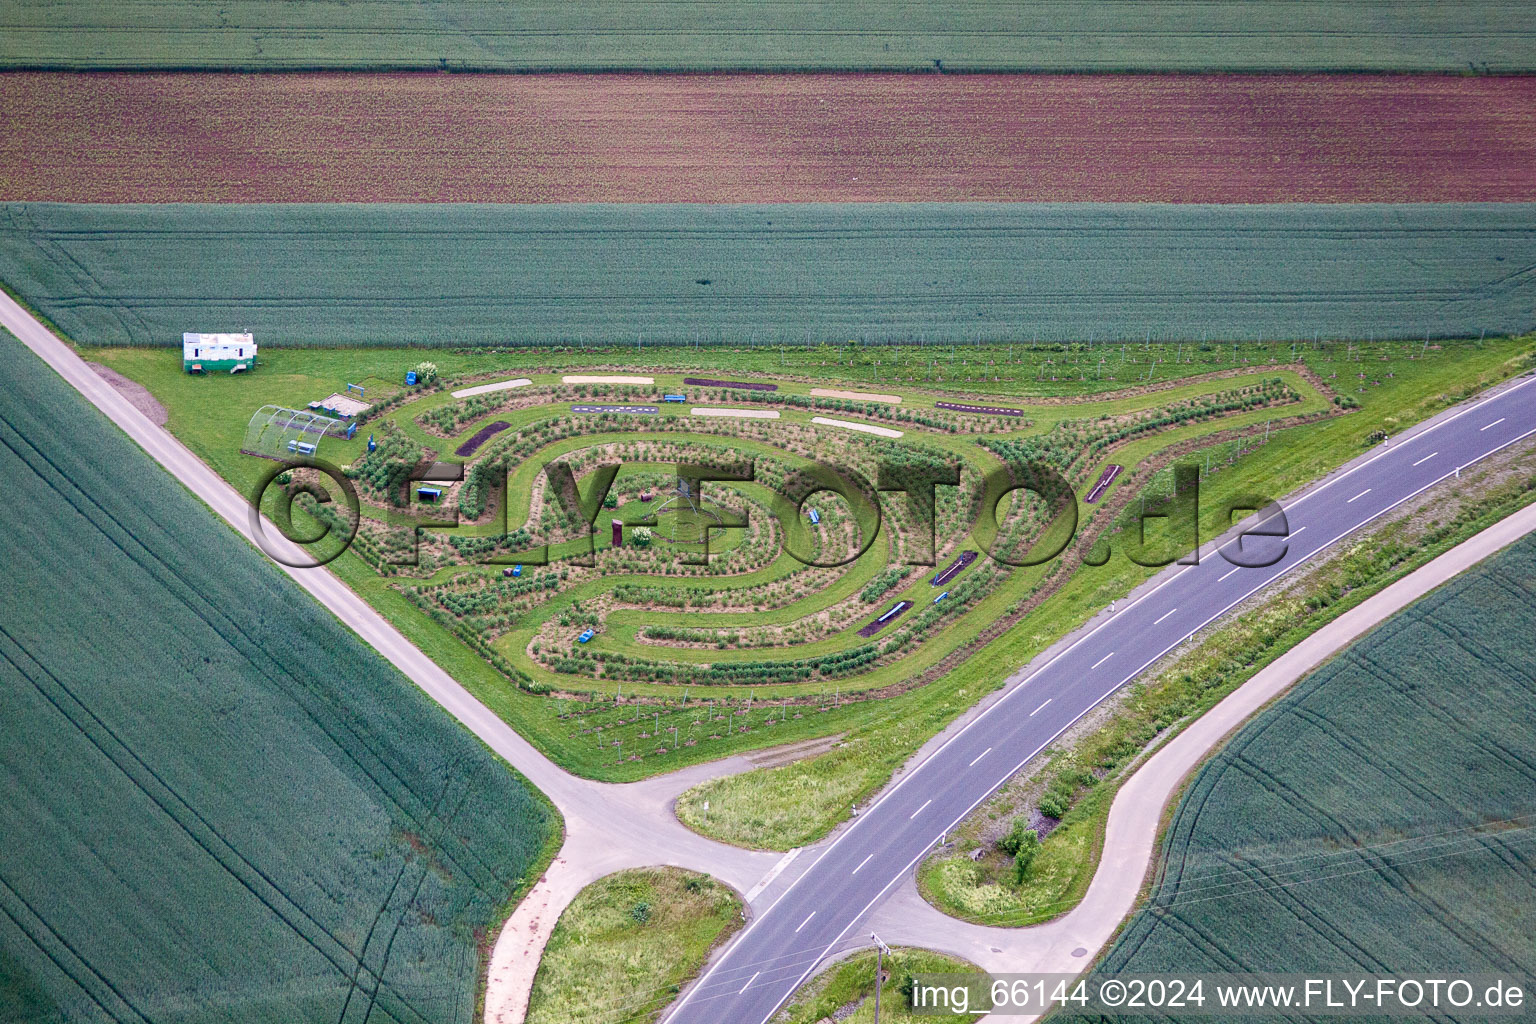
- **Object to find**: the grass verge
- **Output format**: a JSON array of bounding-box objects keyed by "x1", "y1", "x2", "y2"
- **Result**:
[
  {"x1": 772, "y1": 948, "x2": 985, "y2": 1024},
  {"x1": 525, "y1": 868, "x2": 743, "y2": 1024}
]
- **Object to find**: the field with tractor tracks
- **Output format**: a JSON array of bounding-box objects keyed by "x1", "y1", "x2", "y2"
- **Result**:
[
  {"x1": 3, "y1": 0, "x2": 1534, "y2": 71},
  {"x1": 0, "y1": 329, "x2": 557, "y2": 1023},
  {"x1": 3, "y1": 202, "x2": 1534, "y2": 349}
]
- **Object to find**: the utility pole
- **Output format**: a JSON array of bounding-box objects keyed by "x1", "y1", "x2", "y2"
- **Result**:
[{"x1": 871, "y1": 932, "x2": 891, "y2": 1024}]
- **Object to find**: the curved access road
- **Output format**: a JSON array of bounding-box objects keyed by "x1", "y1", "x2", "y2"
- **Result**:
[{"x1": 663, "y1": 370, "x2": 1536, "y2": 1024}]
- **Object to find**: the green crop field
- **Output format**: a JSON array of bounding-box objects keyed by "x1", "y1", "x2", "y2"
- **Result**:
[
  {"x1": 2, "y1": 1, "x2": 1534, "y2": 71},
  {"x1": 3, "y1": 203, "x2": 1534, "y2": 349},
  {"x1": 0, "y1": 329, "x2": 558, "y2": 1023},
  {"x1": 1063, "y1": 533, "x2": 1536, "y2": 1017}
]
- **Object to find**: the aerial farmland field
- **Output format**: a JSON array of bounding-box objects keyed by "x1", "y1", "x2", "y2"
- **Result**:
[
  {"x1": 2, "y1": 0, "x2": 1535, "y2": 71},
  {"x1": 0, "y1": 329, "x2": 557, "y2": 1023},
  {"x1": 1062, "y1": 531, "x2": 1536, "y2": 1018},
  {"x1": 3, "y1": 73, "x2": 1534, "y2": 204},
  {"x1": 2, "y1": 202, "x2": 1534, "y2": 349},
  {"x1": 6, "y1": 5, "x2": 1536, "y2": 1019}
]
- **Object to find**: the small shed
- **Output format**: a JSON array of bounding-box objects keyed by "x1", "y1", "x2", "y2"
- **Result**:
[{"x1": 184, "y1": 332, "x2": 256, "y2": 374}]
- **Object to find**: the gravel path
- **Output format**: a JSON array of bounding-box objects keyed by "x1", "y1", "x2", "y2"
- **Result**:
[{"x1": 87, "y1": 360, "x2": 166, "y2": 425}]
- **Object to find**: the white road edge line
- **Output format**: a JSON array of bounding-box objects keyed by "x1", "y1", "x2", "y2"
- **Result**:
[
  {"x1": 1347, "y1": 488, "x2": 1372, "y2": 503},
  {"x1": 1219, "y1": 567, "x2": 1240, "y2": 582},
  {"x1": 968, "y1": 747, "x2": 991, "y2": 767},
  {"x1": 795, "y1": 913, "x2": 815, "y2": 933},
  {"x1": 1482, "y1": 417, "x2": 1506, "y2": 431},
  {"x1": 1091, "y1": 652, "x2": 1114, "y2": 670},
  {"x1": 909, "y1": 799, "x2": 932, "y2": 820},
  {"x1": 851, "y1": 854, "x2": 873, "y2": 876},
  {"x1": 1152, "y1": 608, "x2": 1177, "y2": 625},
  {"x1": 1030, "y1": 699, "x2": 1052, "y2": 717},
  {"x1": 1412, "y1": 452, "x2": 1438, "y2": 467},
  {"x1": 740, "y1": 972, "x2": 760, "y2": 995}
]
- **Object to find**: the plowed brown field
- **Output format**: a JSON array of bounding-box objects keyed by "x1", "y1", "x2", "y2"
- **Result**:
[{"x1": 3, "y1": 72, "x2": 1533, "y2": 202}]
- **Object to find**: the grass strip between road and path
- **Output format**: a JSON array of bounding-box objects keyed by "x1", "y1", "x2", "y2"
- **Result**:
[
  {"x1": 772, "y1": 947, "x2": 986, "y2": 1024},
  {"x1": 524, "y1": 867, "x2": 743, "y2": 1024}
]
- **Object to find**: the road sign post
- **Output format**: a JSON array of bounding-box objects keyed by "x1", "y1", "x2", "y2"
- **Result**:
[{"x1": 871, "y1": 932, "x2": 891, "y2": 1023}]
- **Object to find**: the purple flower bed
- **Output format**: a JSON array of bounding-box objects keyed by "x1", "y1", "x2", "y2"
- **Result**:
[
  {"x1": 455, "y1": 420, "x2": 510, "y2": 457},
  {"x1": 683, "y1": 377, "x2": 778, "y2": 391}
]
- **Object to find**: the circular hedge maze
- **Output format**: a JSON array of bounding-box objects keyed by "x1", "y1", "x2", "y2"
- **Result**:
[{"x1": 327, "y1": 369, "x2": 1336, "y2": 768}]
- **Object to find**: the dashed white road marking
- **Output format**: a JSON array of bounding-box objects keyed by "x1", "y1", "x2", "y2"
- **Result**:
[
  {"x1": 740, "y1": 972, "x2": 760, "y2": 994},
  {"x1": 852, "y1": 854, "x2": 873, "y2": 875},
  {"x1": 968, "y1": 747, "x2": 992, "y2": 766},
  {"x1": 910, "y1": 799, "x2": 932, "y2": 820},
  {"x1": 1091, "y1": 652, "x2": 1115, "y2": 670},
  {"x1": 1482, "y1": 417, "x2": 1506, "y2": 431},
  {"x1": 1219, "y1": 566, "x2": 1240, "y2": 582},
  {"x1": 1347, "y1": 488, "x2": 1372, "y2": 503},
  {"x1": 1153, "y1": 608, "x2": 1177, "y2": 625},
  {"x1": 795, "y1": 912, "x2": 816, "y2": 933},
  {"x1": 1031, "y1": 699, "x2": 1052, "y2": 717},
  {"x1": 1412, "y1": 452, "x2": 1438, "y2": 467}
]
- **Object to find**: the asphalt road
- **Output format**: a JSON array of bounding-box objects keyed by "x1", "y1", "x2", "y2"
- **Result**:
[{"x1": 665, "y1": 372, "x2": 1536, "y2": 1024}]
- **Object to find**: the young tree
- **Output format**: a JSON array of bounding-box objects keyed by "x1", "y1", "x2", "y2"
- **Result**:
[{"x1": 1011, "y1": 832, "x2": 1042, "y2": 885}]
